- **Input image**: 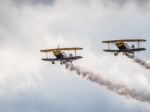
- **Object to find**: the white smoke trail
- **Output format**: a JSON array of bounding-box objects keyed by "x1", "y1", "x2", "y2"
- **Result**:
[
  {"x1": 127, "y1": 55, "x2": 150, "y2": 70},
  {"x1": 65, "y1": 63, "x2": 150, "y2": 104}
]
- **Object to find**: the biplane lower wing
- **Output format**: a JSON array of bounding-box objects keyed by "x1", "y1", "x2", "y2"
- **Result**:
[
  {"x1": 103, "y1": 48, "x2": 146, "y2": 52},
  {"x1": 103, "y1": 49, "x2": 119, "y2": 52},
  {"x1": 125, "y1": 48, "x2": 146, "y2": 52},
  {"x1": 42, "y1": 56, "x2": 83, "y2": 61}
]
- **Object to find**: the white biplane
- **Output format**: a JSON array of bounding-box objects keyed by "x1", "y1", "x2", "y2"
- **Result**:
[
  {"x1": 102, "y1": 39, "x2": 146, "y2": 57},
  {"x1": 40, "y1": 47, "x2": 83, "y2": 64}
]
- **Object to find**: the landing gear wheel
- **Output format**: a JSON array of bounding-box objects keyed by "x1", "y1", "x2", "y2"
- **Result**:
[
  {"x1": 52, "y1": 61, "x2": 55, "y2": 64},
  {"x1": 125, "y1": 52, "x2": 128, "y2": 56},
  {"x1": 114, "y1": 52, "x2": 118, "y2": 56},
  {"x1": 63, "y1": 60, "x2": 66, "y2": 64}
]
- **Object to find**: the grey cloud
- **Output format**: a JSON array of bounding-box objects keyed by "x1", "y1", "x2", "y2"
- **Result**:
[
  {"x1": 12, "y1": 0, "x2": 55, "y2": 6},
  {"x1": 102, "y1": 0, "x2": 128, "y2": 7},
  {"x1": 136, "y1": 0, "x2": 149, "y2": 5},
  {"x1": 71, "y1": 0, "x2": 150, "y2": 8},
  {"x1": 11, "y1": 0, "x2": 150, "y2": 8},
  {"x1": 0, "y1": 0, "x2": 150, "y2": 111},
  {"x1": 101, "y1": 0, "x2": 150, "y2": 8}
]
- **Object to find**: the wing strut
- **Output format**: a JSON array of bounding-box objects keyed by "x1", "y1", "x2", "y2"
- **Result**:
[
  {"x1": 138, "y1": 40, "x2": 140, "y2": 48},
  {"x1": 46, "y1": 52, "x2": 48, "y2": 58},
  {"x1": 108, "y1": 43, "x2": 110, "y2": 49},
  {"x1": 75, "y1": 49, "x2": 76, "y2": 56}
]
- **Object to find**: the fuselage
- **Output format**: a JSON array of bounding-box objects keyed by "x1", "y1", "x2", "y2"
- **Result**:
[
  {"x1": 115, "y1": 41, "x2": 128, "y2": 52},
  {"x1": 53, "y1": 50, "x2": 73, "y2": 64},
  {"x1": 115, "y1": 41, "x2": 134, "y2": 56},
  {"x1": 53, "y1": 50, "x2": 64, "y2": 59}
]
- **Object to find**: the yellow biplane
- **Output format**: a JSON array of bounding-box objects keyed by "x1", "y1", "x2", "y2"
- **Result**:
[
  {"x1": 102, "y1": 39, "x2": 146, "y2": 57},
  {"x1": 40, "y1": 47, "x2": 83, "y2": 64}
]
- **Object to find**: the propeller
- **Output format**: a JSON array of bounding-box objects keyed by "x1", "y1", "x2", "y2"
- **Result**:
[
  {"x1": 53, "y1": 45, "x2": 60, "y2": 52},
  {"x1": 55, "y1": 45, "x2": 61, "y2": 51},
  {"x1": 57, "y1": 45, "x2": 60, "y2": 49}
]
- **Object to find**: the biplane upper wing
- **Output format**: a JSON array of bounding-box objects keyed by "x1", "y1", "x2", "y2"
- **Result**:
[
  {"x1": 40, "y1": 47, "x2": 83, "y2": 52},
  {"x1": 102, "y1": 39, "x2": 146, "y2": 43},
  {"x1": 103, "y1": 49, "x2": 119, "y2": 52},
  {"x1": 42, "y1": 56, "x2": 83, "y2": 61}
]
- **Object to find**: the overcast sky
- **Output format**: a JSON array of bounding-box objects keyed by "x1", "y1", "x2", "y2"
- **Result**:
[{"x1": 0, "y1": 0, "x2": 150, "y2": 112}]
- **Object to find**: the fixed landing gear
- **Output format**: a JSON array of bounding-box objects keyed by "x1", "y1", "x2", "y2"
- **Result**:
[
  {"x1": 123, "y1": 52, "x2": 128, "y2": 56},
  {"x1": 51, "y1": 61, "x2": 55, "y2": 64},
  {"x1": 60, "y1": 61, "x2": 66, "y2": 65},
  {"x1": 114, "y1": 52, "x2": 118, "y2": 56}
]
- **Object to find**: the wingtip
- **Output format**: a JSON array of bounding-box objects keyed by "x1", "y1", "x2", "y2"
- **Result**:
[
  {"x1": 78, "y1": 47, "x2": 83, "y2": 50},
  {"x1": 80, "y1": 56, "x2": 83, "y2": 58},
  {"x1": 102, "y1": 41, "x2": 106, "y2": 43},
  {"x1": 40, "y1": 49, "x2": 45, "y2": 52}
]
